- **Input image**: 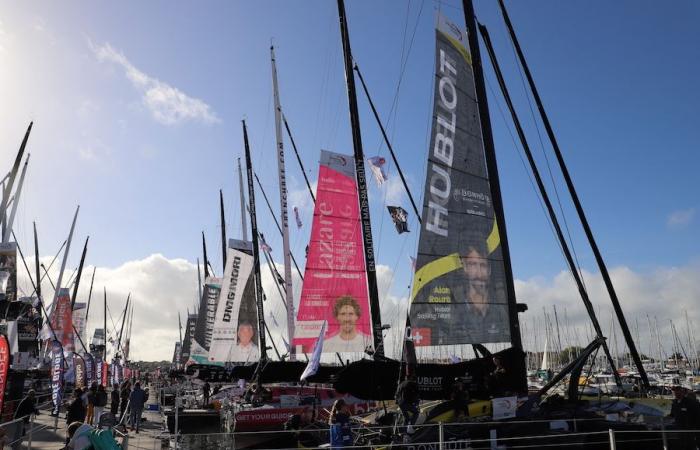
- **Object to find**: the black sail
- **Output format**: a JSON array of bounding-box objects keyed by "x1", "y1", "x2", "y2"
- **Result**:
[{"x1": 409, "y1": 14, "x2": 511, "y2": 346}]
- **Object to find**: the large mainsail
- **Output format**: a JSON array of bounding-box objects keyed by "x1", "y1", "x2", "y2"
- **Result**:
[
  {"x1": 409, "y1": 13, "x2": 511, "y2": 346},
  {"x1": 293, "y1": 150, "x2": 372, "y2": 354},
  {"x1": 208, "y1": 241, "x2": 259, "y2": 364}
]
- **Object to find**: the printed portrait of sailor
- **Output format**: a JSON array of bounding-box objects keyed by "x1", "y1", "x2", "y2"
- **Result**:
[
  {"x1": 229, "y1": 320, "x2": 260, "y2": 363},
  {"x1": 453, "y1": 225, "x2": 508, "y2": 341},
  {"x1": 324, "y1": 295, "x2": 368, "y2": 352}
]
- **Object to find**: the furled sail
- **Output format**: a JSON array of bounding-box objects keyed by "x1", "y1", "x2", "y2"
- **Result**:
[
  {"x1": 208, "y1": 241, "x2": 259, "y2": 364},
  {"x1": 293, "y1": 150, "x2": 372, "y2": 354},
  {"x1": 189, "y1": 277, "x2": 222, "y2": 364},
  {"x1": 180, "y1": 313, "x2": 197, "y2": 365},
  {"x1": 409, "y1": 13, "x2": 511, "y2": 346}
]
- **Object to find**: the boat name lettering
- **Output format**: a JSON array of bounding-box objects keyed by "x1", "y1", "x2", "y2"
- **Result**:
[{"x1": 223, "y1": 256, "x2": 242, "y2": 323}]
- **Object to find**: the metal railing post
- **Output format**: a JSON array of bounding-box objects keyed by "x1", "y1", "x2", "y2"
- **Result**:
[
  {"x1": 608, "y1": 429, "x2": 616, "y2": 450},
  {"x1": 438, "y1": 422, "x2": 444, "y2": 450},
  {"x1": 27, "y1": 414, "x2": 34, "y2": 450},
  {"x1": 660, "y1": 422, "x2": 668, "y2": 450},
  {"x1": 174, "y1": 389, "x2": 179, "y2": 450}
]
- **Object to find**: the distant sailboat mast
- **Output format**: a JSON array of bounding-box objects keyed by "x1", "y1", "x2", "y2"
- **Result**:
[{"x1": 270, "y1": 45, "x2": 296, "y2": 361}]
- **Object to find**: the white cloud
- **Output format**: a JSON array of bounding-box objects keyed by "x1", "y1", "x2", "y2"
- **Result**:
[
  {"x1": 667, "y1": 208, "x2": 695, "y2": 229},
  {"x1": 19, "y1": 250, "x2": 700, "y2": 363},
  {"x1": 90, "y1": 41, "x2": 220, "y2": 126}
]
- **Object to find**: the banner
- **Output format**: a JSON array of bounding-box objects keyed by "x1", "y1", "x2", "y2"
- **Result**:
[
  {"x1": 95, "y1": 355, "x2": 103, "y2": 387},
  {"x1": 492, "y1": 396, "x2": 517, "y2": 420},
  {"x1": 101, "y1": 362, "x2": 109, "y2": 387},
  {"x1": 48, "y1": 288, "x2": 75, "y2": 352},
  {"x1": 300, "y1": 321, "x2": 326, "y2": 381},
  {"x1": 293, "y1": 150, "x2": 372, "y2": 353},
  {"x1": 192, "y1": 277, "x2": 223, "y2": 353},
  {"x1": 50, "y1": 340, "x2": 64, "y2": 415},
  {"x1": 0, "y1": 243, "x2": 17, "y2": 303},
  {"x1": 0, "y1": 335, "x2": 9, "y2": 414},
  {"x1": 409, "y1": 13, "x2": 511, "y2": 346},
  {"x1": 73, "y1": 353, "x2": 86, "y2": 389},
  {"x1": 72, "y1": 303, "x2": 86, "y2": 348},
  {"x1": 209, "y1": 247, "x2": 258, "y2": 364},
  {"x1": 293, "y1": 206, "x2": 303, "y2": 229},
  {"x1": 84, "y1": 353, "x2": 95, "y2": 387}
]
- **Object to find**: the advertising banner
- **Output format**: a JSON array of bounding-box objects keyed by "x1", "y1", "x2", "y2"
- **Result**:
[
  {"x1": 50, "y1": 340, "x2": 64, "y2": 415},
  {"x1": 0, "y1": 335, "x2": 9, "y2": 414},
  {"x1": 293, "y1": 150, "x2": 372, "y2": 353},
  {"x1": 209, "y1": 247, "x2": 258, "y2": 364},
  {"x1": 192, "y1": 277, "x2": 222, "y2": 352},
  {"x1": 84, "y1": 353, "x2": 95, "y2": 387},
  {"x1": 409, "y1": 14, "x2": 511, "y2": 346},
  {"x1": 73, "y1": 353, "x2": 86, "y2": 389},
  {"x1": 48, "y1": 288, "x2": 75, "y2": 352}
]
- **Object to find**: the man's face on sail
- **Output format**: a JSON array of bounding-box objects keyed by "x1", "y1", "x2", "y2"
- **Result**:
[
  {"x1": 238, "y1": 324, "x2": 254, "y2": 346},
  {"x1": 462, "y1": 248, "x2": 490, "y2": 306},
  {"x1": 337, "y1": 305, "x2": 359, "y2": 334}
]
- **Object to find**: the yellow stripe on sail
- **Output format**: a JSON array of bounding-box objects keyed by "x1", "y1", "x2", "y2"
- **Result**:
[
  {"x1": 439, "y1": 31, "x2": 472, "y2": 66},
  {"x1": 412, "y1": 253, "x2": 463, "y2": 301},
  {"x1": 487, "y1": 219, "x2": 500, "y2": 254}
]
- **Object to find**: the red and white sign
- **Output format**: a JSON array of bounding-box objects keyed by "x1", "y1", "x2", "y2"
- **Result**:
[{"x1": 0, "y1": 335, "x2": 9, "y2": 414}]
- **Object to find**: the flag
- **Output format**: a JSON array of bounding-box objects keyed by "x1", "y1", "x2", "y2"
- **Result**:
[
  {"x1": 387, "y1": 206, "x2": 409, "y2": 233},
  {"x1": 293, "y1": 207, "x2": 303, "y2": 229},
  {"x1": 260, "y1": 236, "x2": 272, "y2": 253},
  {"x1": 367, "y1": 156, "x2": 388, "y2": 186},
  {"x1": 409, "y1": 256, "x2": 417, "y2": 271},
  {"x1": 300, "y1": 321, "x2": 326, "y2": 381}
]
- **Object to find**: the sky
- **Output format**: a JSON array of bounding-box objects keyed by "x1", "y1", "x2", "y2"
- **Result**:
[{"x1": 1, "y1": 0, "x2": 699, "y2": 362}]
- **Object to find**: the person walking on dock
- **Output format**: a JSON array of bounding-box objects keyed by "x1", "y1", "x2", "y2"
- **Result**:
[
  {"x1": 12, "y1": 389, "x2": 39, "y2": 449},
  {"x1": 119, "y1": 381, "x2": 131, "y2": 422},
  {"x1": 202, "y1": 381, "x2": 211, "y2": 406},
  {"x1": 65, "y1": 389, "x2": 86, "y2": 426},
  {"x1": 670, "y1": 386, "x2": 700, "y2": 450},
  {"x1": 85, "y1": 384, "x2": 97, "y2": 425},
  {"x1": 110, "y1": 383, "x2": 120, "y2": 415},
  {"x1": 128, "y1": 382, "x2": 147, "y2": 433},
  {"x1": 329, "y1": 399, "x2": 352, "y2": 448},
  {"x1": 94, "y1": 384, "x2": 108, "y2": 425}
]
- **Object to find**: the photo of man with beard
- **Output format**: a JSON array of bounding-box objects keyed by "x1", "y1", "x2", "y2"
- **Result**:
[{"x1": 324, "y1": 295, "x2": 369, "y2": 352}]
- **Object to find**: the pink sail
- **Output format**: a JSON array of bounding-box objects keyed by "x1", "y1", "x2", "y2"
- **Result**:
[
  {"x1": 293, "y1": 150, "x2": 371, "y2": 354},
  {"x1": 48, "y1": 288, "x2": 74, "y2": 353}
]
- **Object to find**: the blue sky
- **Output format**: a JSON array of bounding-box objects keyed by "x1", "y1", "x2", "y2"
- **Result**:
[{"x1": 1, "y1": 1, "x2": 699, "y2": 359}]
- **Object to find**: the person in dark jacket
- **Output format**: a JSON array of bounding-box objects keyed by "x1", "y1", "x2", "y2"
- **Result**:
[
  {"x1": 202, "y1": 382, "x2": 211, "y2": 406},
  {"x1": 451, "y1": 379, "x2": 469, "y2": 419},
  {"x1": 110, "y1": 383, "x2": 120, "y2": 415},
  {"x1": 119, "y1": 381, "x2": 131, "y2": 421},
  {"x1": 395, "y1": 377, "x2": 420, "y2": 434},
  {"x1": 128, "y1": 382, "x2": 147, "y2": 433},
  {"x1": 13, "y1": 389, "x2": 39, "y2": 449},
  {"x1": 86, "y1": 384, "x2": 97, "y2": 425},
  {"x1": 329, "y1": 399, "x2": 352, "y2": 448},
  {"x1": 65, "y1": 389, "x2": 87, "y2": 425},
  {"x1": 94, "y1": 385, "x2": 108, "y2": 425},
  {"x1": 669, "y1": 386, "x2": 700, "y2": 450}
]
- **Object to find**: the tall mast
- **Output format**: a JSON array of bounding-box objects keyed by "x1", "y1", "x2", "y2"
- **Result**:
[
  {"x1": 52, "y1": 206, "x2": 80, "y2": 308},
  {"x1": 336, "y1": 0, "x2": 384, "y2": 356},
  {"x1": 33, "y1": 222, "x2": 42, "y2": 326},
  {"x1": 2, "y1": 154, "x2": 30, "y2": 243},
  {"x1": 103, "y1": 287, "x2": 107, "y2": 360},
  {"x1": 270, "y1": 45, "x2": 296, "y2": 361},
  {"x1": 116, "y1": 294, "x2": 130, "y2": 357},
  {"x1": 478, "y1": 23, "x2": 620, "y2": 383},
  {"x1": 84, "y1": 267, "x2": 96, "y2": 329},
  {"x1": 196, "y1": 257, "x2": 203, "y2": 304},
  {"x1": 201, "y1": 232, "x2": 210, "y2": 278},
  {"x1": 238, "y1": 158, "x2": 248, "y2": 241},
  {"x1": 0, "y1": 122, "x2": 32, "y2": 235},
  {"x1": 242, "y1": 120, "x2": 268, "y2": 365},
  {"x1": 219, "y1": 189, "x2": 227, "y2": 270},
  {"x1": 70, "y1": 236, "x2": 89, "y2": 309},
  {"x1": 496, "y1": 0, "x2": 648, "y2": 389},
  {"x1": 460, "y1": 0, "x2": 522, "y2": 351}
]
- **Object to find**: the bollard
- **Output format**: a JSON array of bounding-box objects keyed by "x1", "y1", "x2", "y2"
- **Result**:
[
  {"x1": 608, "y1": 429, "x2": 617, "y2": 450},
  {"x1": 489, "y1": 429, "x2": 498, "y2": 450},
  {"x1": 438, "y1": 422, "x2": 444, "y2": 450},
  {"x1": 27, "y1": 415, "x2": 34, "y2": 450}
]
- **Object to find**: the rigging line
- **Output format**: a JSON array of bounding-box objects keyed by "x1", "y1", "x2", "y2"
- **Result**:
[
  {"x1": 502, "y1": 22, "x2": 588, "y2": 292},
  {"x1": 484, "y1": 75, "x2": 570, "y2": 273}
]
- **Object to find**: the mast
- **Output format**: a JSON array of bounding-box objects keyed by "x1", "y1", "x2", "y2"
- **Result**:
[
  {"x1": 496, "y1": 0, "x2": 648, "y2": 389},
  {"x1": 219, "y1": 189, "x2": 227, "y2": 270},
  {"x1": 84, "y1": 267, "x2": 96, "y2": 328},
  {"x1": 70, "y1": 236, "x2": 89, "y2": 309},
  {"x1": 270, "y1": 45, "x2": 296, "y2": 361},
  {"x1": 51, "y1": 206, "x2": 80, "y2": 308},
  {"x1": 478, "y1": 23, "x2": 620, "y2": 383},
  {"x1": 116, "y1": 294, "x2": 130, "y2": 357},
  {"x1": 103, "y1": 287, "x2": 107, "y2": 360},
  {"x1": 336, "y1": 0, "x2": 384, "y2": 356},
  {"x1": 202, "y1": 232, "x2": 210, "y2": 279},
  {"x1": 34, "y1": 222, "x2": 42, "y2": 325},
  {"x1": 242, "y1": 120, "x2": 268, "y2": 366},
  {"x1": 282, "y1": 114, "x2": 315, "y2": 204},
  {"x1": 461, "y1": 0, "x2": 522, "y2": 351},
  {"x1": 237, "y1": 158, "x2": 248, "y2": 241},
  {"x1": 2, "y1": 154, "x2": 30, "y2": 243},
  {"x1": 0, "y1": 122, "x2": 32, "y2": 236},
  {"x1": 196, "y1": 257, "x2": 203, "y2": 305}
]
